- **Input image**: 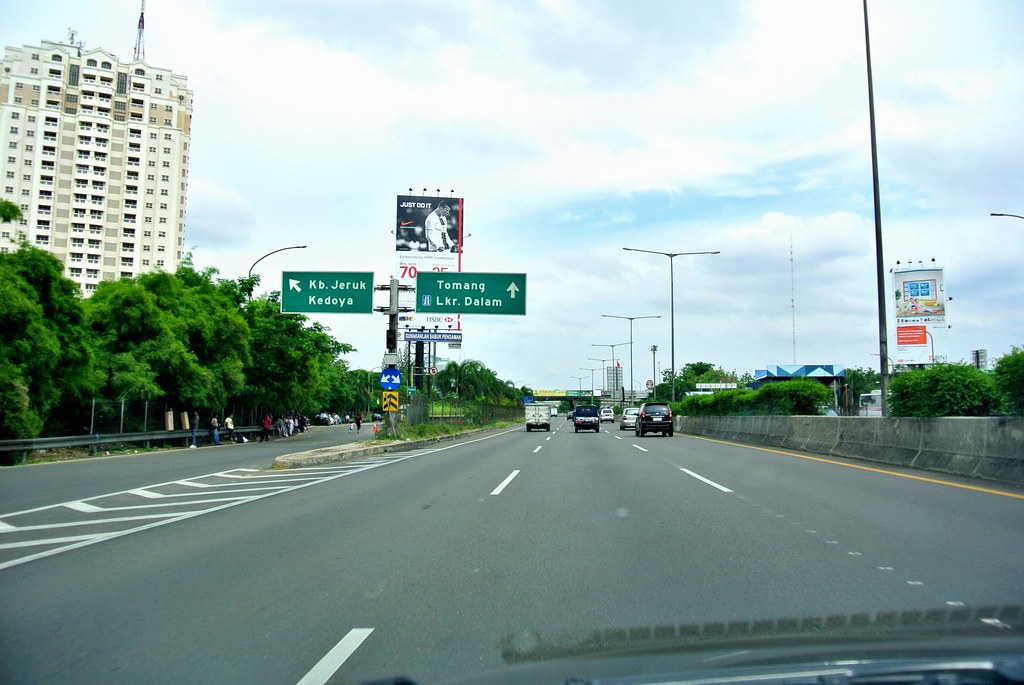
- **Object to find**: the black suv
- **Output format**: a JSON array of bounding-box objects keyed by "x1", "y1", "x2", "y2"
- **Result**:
[
  {"x1": 573, "y1": 404, "x2": 601, "y2": 433},
  {"x1": 635, "y1": 402, "x2": 673, "y2": 437}
]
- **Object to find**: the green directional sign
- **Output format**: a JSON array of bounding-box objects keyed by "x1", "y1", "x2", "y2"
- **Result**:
[
  {"x1": 415, "y1": 272, "x2": 526, "y2": 315},
  {"x1": 281, "y1": 271, "x2": 374, "y2": 314}
]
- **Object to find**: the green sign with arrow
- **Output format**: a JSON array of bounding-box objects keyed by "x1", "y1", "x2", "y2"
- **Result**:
[
  {"x1": 415, "y1": 272, "x2": 527, "y2": 315},
  {"x1": 280, "y1": 272, "x2": 374, "y2": 314}
]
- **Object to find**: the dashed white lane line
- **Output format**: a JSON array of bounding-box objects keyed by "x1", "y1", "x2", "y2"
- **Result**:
[
  {"x1": 297, "y1": 628, "x2": 374, "y2": 685},
  {"x1": 680, "y1": 468, "x2": 733, "y2": 493},
  {"x1": 632, "y1": 445, "x2": 649, "y2": 452},
  {"x1": 490, "y1": 470, "x2": 520, "y2": 496},
  {"x1": 532, "y1": 446, "x2": 542, "y2": 454}
]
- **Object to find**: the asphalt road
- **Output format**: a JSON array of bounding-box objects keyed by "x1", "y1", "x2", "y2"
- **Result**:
[{"x1": 1, "y1": 421, "x2": 1022, "y2": 684}]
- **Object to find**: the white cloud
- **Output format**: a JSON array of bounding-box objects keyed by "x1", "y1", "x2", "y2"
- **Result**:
[{"x1": 5, "y1": 0, "x2": 1022, "y2": 386}]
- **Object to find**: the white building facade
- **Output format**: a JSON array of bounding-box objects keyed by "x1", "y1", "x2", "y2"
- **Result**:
[{"x1": 0, "y1": 39, "x2": 192, "y2": 293}]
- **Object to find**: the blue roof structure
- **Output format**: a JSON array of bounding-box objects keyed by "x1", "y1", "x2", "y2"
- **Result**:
[{"x1": 754, "y1": 365, "x2": 846, "y2": 381}]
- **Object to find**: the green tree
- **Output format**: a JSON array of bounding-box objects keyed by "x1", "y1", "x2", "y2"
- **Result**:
[
  {"x1": 992, "y1": 346, "x2": 1024, "y2": 416},
  {"x1": 0, "y1": 199, "x2": 23, "y2": 223},
  {"x1": 0, "y1": 246, "x2": 99, "y2": 439},
  {"x1": 239, "y1": 294, "x2": 353, "y2": 416},
  {"x1": 888, "y1": 364, "x2": 999, "y2": 417},
  {"x1": 84, "y1": 265, "x2": 252, "y2": 410}
]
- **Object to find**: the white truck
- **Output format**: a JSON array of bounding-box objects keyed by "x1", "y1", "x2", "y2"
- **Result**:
[{"x1": 525, "y1": 404, "x2": 551, "y2": 431}]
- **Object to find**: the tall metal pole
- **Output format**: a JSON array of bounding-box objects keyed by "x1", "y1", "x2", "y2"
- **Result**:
[
  {"x1": 622, "y1": 248, "x2": 719, "y2": 402},
  {"x1": 650, "y1": 345, "x2": 658, "y2": 400},
  {"x1": 592, "y1": 343, "x2": 628, "y2": 401},
  {"x1": 603, "y1": 314, "x2": 660, "y2": 405},
  {"x1": 863, "y1": 0, "x2": 889, "y2": 416}
]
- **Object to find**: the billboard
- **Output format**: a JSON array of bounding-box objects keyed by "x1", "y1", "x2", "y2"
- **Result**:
[
  {"x1": 394, "y1": 195, "x2": 464, "y2": 335},
  {"x1": 893, "y1": 267, "x2": 947, "y2": 365}
]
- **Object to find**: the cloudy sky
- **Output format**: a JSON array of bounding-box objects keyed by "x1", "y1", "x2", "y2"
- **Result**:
[{"x1": 6, "y1": 1, "x2": 1023, "y2": 392}]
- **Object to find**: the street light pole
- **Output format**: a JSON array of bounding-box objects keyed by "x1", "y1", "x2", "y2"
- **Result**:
[
  {"x1": 580, "y1": 367, "x2": 601, "y2": 402},
  {"x1": 603, "y1": 314, "x2": 660, "y2": 405},
  {"x1": 247, "y1": 245, "x2": 308, "y2": 299},
  {"x1": 991, "y1": 213, "x2": 1024, "y2": 220},
  {"x1": 651, "y1": 344, "x2": 658, "y2": 400},
  {"x1": 570, "y1": 375, "x2": 585, "y2": 399},
  {"x1": 622, "y1": 248, "x2": 719, "y2": 401},
  {"x1": 591, "y1": 342, "x2": 629, "y2": 401},
  {"x1": 587, "y1": 358, "x2": 610, "y2": 398}
]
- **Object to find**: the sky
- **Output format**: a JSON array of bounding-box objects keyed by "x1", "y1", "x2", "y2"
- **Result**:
[{"x1": 5, "y1": 1, "x2": 1024, "y2": 393}]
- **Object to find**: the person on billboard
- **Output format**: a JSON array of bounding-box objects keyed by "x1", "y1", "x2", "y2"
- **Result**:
[{"x1": 424, "y1": 202, "x2": 451, "y2": 252}]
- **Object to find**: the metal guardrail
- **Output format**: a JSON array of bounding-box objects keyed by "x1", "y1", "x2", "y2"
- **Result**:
[{"x1": 0, "y1": 427, "x2": 262, "y2": 456}]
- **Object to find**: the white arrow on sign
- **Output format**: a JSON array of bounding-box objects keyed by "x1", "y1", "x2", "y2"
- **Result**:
[
  {"x1": 289, "y1": 279, "x2": 302, "y2": 292},
  {"x1": 506, "y1": 283, "x2": 519, "y2": 298},
  {"x1": 382, "y1": 373, "x2": 400, "y2": 385}
]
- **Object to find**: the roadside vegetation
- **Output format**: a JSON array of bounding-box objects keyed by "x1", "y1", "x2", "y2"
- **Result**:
[{"x1": 0, "y1": 244, "x2": 529, "y2": 451}]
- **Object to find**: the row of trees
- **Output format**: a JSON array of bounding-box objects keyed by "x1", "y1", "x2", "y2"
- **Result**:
[
  {"x1": 670, "y1": 357, "x2": 1023, "y2": 418},
  {"x1": 1, "y1": 243, "x2": 529, "y2": 441}
]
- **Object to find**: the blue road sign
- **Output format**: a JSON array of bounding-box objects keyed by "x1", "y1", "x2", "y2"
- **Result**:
[{"x1": 379, "y1": 369, "x2": 403, "y2": 390}]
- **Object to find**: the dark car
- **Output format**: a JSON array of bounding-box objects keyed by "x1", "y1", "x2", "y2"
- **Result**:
[
  {"x1": 635, "y1": 402, "x2": 673, "y2": 437},
  {"x1": 573, "y1": 404, "x2": 601, "y2": 433}
]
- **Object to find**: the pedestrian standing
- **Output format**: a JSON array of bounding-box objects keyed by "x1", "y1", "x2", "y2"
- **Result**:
[
  {"x1": 224, "y1": 414, "x2": 235, "y2": 443},
  {"x1": 210, "y1": 414, "x2": 221, "y2": 446},
  {"x1": 355, "y1": 413, "x2": 362, "y2": 432},
  {"x1": 190, "y1": 411, "x2": 199, "y2": 448},
  {"x1": 260, "y1": 414, "x2": 272, "y2": 442}
]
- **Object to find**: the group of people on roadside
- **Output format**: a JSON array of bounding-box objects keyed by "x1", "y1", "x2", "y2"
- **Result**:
[
  {"x1": 188, "y1": 410, "x2": 356, "y2": 448},
  {"x1": 189, "y1": 411, "x2": 243, "y2": 448}
]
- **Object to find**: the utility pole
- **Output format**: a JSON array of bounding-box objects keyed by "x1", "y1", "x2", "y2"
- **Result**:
[{"x1": 374, "y1": 277, "x2": 413, "y2": 434}]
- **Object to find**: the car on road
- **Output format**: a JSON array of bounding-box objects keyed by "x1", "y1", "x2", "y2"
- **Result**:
[
  {"x1": 619, "y1": 407, "x2": 639, "y2": 430},
  {"x1": 573, "y1": 404, "x2": 601, "y2": 432},
  {"x1": 600, "y1": 407, "x2": 615, "y2": 423},
  {"x1": 635, "y1": 402, "x2": 673, "y2": 437}
]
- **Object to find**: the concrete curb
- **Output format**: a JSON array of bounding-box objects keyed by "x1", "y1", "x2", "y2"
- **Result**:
[{"x1": 271, "y1": 426, "x2": 504, "y2": 469}]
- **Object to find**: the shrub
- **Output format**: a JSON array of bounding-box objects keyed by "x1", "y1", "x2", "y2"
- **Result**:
[
  {"x1": 888, "y1": 363, "x2": 999, "y2": 417},
  {"x1": 993, "y1": 346, "x2": 1024, "y2": 416}
]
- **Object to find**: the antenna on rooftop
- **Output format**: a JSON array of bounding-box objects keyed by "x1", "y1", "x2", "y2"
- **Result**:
[
  {"x1": 68, "y1": 28, "x2": 85, "y2": 54},
  {"x1": 133, "y1": 0, "x2": 146, "y2": 61}
]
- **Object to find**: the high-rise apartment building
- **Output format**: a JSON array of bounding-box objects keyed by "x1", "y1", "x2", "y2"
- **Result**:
[{"x1": 0, "y1": 39, "x2": 192, "y2": 293}]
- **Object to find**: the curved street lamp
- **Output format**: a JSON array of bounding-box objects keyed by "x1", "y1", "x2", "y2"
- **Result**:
[
  {"x1": 990, "y1": 212, "x2": 1024, "y2": 220},
  {"x1": 247, "y1": 245, "x2": 308, "y2": 299},
  {"x1": 591, "y1": 342, "x2": 629, "y2": 401},
  {"x1": 602, "y1": 314, "x2": 660, "y2": 404},
  {"x1": 622, "y1": 248, "x2": 720, "y2": 401}
]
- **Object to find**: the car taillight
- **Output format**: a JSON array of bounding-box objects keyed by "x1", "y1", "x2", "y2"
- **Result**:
[{"x1": 667, "y1": 409, "x2": 672, "y2": 418}]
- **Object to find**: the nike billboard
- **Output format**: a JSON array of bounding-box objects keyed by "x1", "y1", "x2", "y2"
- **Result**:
[{"x1": 394, "y1": 195, "x2": 465, "y2": 336}]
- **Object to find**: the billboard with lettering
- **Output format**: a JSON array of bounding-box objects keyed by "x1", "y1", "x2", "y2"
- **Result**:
[
  {"x1": 395, "y1": 195, "x2": 464, "y2": 336},
  {"x1": 893, "y1": 266, "x2": 947, "y2": 365}
]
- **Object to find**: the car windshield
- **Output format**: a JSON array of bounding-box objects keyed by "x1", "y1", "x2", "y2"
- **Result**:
[{"x1": 2, "y1": 3, "x2": 1020, "y2": 685}]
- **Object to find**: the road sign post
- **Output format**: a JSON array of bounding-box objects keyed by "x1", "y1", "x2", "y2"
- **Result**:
[
  {"x1": 415, "y1": 272, "x2": 526, "y2": 315},
  {"x1": 281, "y1": 272, "x2": 374, "y2": 314}
]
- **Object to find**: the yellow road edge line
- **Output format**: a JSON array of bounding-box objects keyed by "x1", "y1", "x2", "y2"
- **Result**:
[{"x1": 684, "y1": 434, "x2": 1024, "y2": 501}]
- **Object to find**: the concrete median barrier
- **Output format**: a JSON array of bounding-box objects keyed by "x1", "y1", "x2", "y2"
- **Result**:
[{"x1": 677, "y1": 415, "x2": 1024, "y2": 487}]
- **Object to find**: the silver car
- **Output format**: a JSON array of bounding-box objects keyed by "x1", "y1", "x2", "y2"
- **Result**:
[{"x1": 619, "y1": 407, "x2": 639, "y2": 430}]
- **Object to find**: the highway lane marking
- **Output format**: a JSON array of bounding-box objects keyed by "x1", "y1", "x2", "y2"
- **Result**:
[
  {"x1": 297, "y1": 628, "x2": 374, "y2": 685},
  {"x1": 533, "y1": 446, "x2": 542, "y2": 453},
  {"x1": 685, "y1": 435, "x2": 1024, "y2": 500},
  {"x1": 0, "y1": 454, "x2": 435, "y2": 571},
  {"x1": 680, "y1": 468, "x2": 733, "y2": 493},
  {"x1": 491, "y1": 470, "x2": 520, "y2": 495},
  {"x1": 632, "y1": 444, "x2": 649, "y2": 452}
]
